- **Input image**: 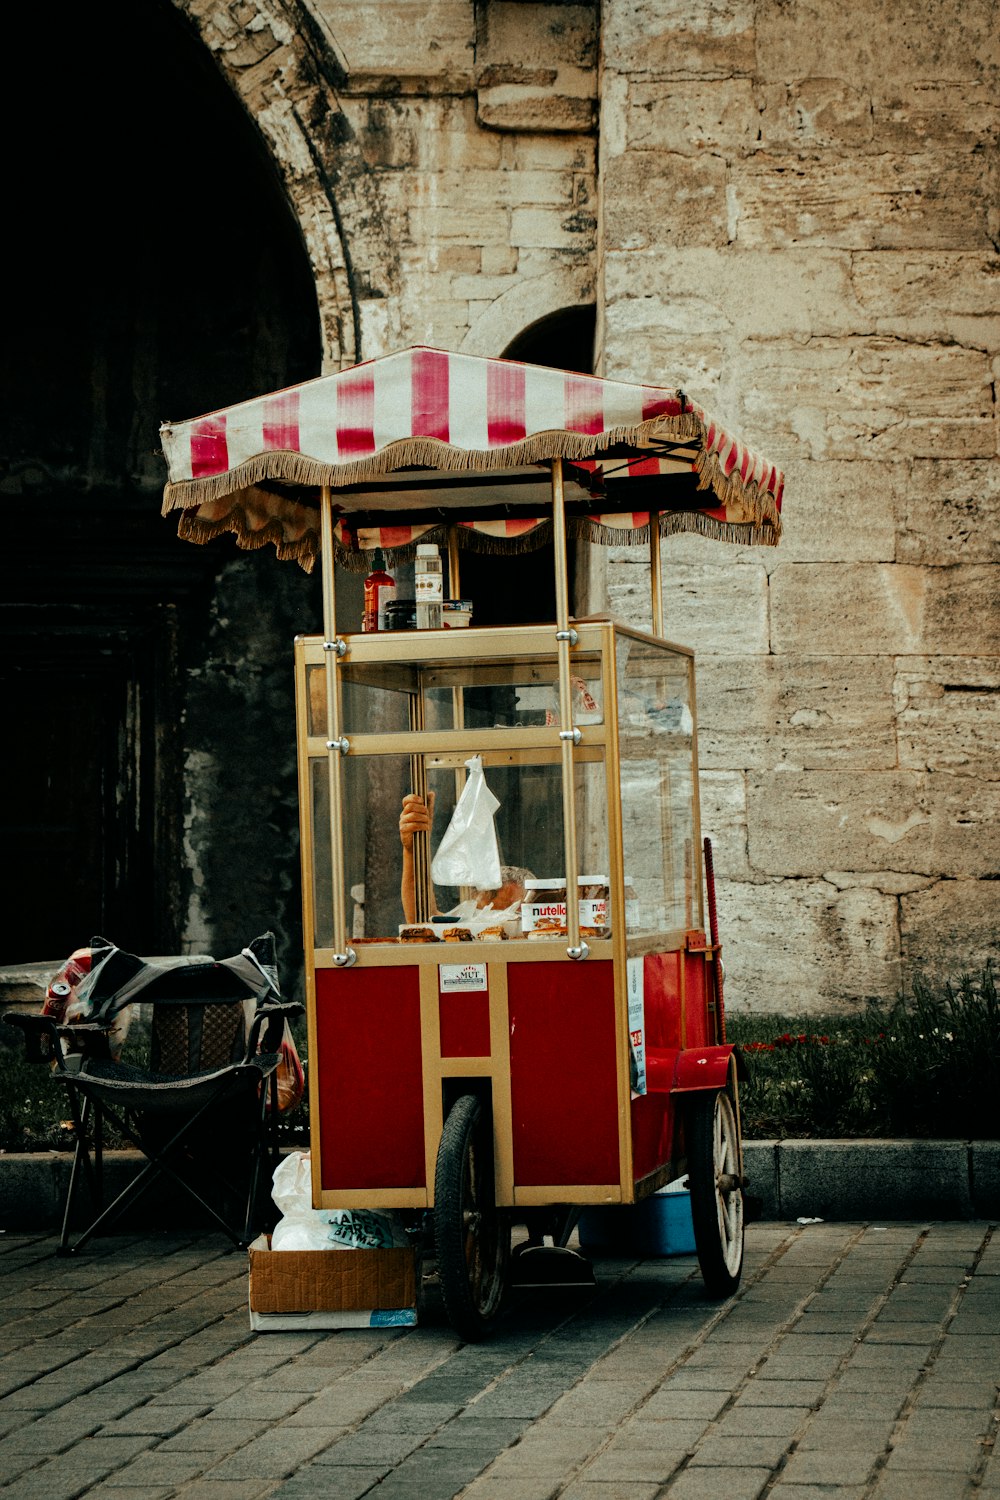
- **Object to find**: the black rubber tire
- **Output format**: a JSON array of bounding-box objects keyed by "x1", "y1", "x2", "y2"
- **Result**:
[
  {"x1": 687, "y1": 1088, "x2": 745, "y2": 1299},
  {"x1": 433, "y1": 1094, "x2": 510, "y2": 1341}
]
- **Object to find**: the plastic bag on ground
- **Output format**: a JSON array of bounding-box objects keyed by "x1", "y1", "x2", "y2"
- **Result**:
[
  {"x1": 271, "y1": 1218, "x2": 340, "y2": 1251},
  {"x1": 326, "y1": 1210, "x2": 410, "y2": 1250},
  {"x1": 269, "y1": 1150, "x2": 409, "y2": 1251},
  {"x1": 271, "y1": 1149, "x2": 314, "y2": 1215}
]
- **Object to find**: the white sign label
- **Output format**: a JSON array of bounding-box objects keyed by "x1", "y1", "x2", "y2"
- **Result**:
[
  {"x1": 627, "y1": 956, "x2": 647, "y2": 1097},
  {"x1": 440, "y1": 963, "x2": 488, "y2": 993}
]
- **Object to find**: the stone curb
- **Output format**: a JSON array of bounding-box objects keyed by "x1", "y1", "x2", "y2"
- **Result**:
[
  {"x1": 0, "y1": 1150, "x2": 287, "y2": 1235},
  {"x1": 743, "y1": 1138, "x2": 1000, "y2": 1221},
  {"x1": 1, "y1": 1141, "x2": 998, "y2": 1233}
]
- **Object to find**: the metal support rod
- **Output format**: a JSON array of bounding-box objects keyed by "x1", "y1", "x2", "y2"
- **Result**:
[
  {"x1": 446, "y1": 525, "x2": 461, "y2": 600},
  {"x1": 320, "y1": 486, "x2": 350, "y2": 959},
  {"x1": 551, "y1": 458, "x2": 583, "y2": 957},
  {"x1": 649, "y1": 510, "x2": 664, "y2": 638},
  {"x1": 704, "y1": 835, "x2": 726, "y2": 1043},
  {"x1": 446, "y1": 525, "x2": 468, "y2": 851}
]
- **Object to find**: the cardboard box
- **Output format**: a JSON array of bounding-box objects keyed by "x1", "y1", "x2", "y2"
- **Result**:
[
  {"x1": 250, "y1": 1307, "x2": 417, "y2": 1330},
  {"x1": 248, "y1": 1235, "x2": 419, "y2": 1331}
]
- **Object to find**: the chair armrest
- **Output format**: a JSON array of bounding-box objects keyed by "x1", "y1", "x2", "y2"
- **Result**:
[
  {"x1": 3, "y1": 1011, "x2": 61, "y2": 1064},
  {"x1": 4, "y1": 1012, "x2": 120, "y2": 1068},
  {"x1": 247, "y1": 1000, "x2": 305, "y2": 1054},
  {"x1": 55, "y1": 1022, "x2": 117, "y2": 1056}
]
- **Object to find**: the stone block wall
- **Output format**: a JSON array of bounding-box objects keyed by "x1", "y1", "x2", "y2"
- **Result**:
[
  {"x1": 314, "y1": 0, "x2": 600, "y2": 357},
  {"x1": 183, "y1": 0, "x2": 996, "y2": 1015},
  {"x1": 598, "y1": 0, "x2": 999, "y2": 1011}
]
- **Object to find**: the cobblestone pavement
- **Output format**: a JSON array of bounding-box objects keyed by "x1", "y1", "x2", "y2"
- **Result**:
[{"x1": 0, "y1": 1221, "x2": 997, "y2": 1500}]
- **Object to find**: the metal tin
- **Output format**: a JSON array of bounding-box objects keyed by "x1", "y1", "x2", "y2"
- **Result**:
[{"x1": 383, "y1": 599, "x2": 417, "y2": 631}]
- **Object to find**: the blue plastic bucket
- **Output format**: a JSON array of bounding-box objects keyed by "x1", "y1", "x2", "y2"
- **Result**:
[{"x1": 577, "y1": 1184, "x2": 696, "y2": 1258}]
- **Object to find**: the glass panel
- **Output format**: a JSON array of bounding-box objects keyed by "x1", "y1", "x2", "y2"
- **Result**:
[
  {"x1": 306, "y1": 663, "x2": 325, "y2": 736},
  {"x1": 305, "y1": 642, "x2": 616, "y2": 947},
  {"x1": 422, "y1": 657, "x2": 605, "y2": 732},
  {"x1": 309, "y1": 655, "x2": 605, "y2": 736},
  {"x1": 308, "y1": 661, "x2": 420, "y2": 737},
  {"x1": 308, "y1": 749, "x2": 610, "y2": 945},
  {"x1": 310, "y1": 758, "x2": 333, "y2": 948},
  {"x1": 616, "y1": 635, "x2": 700, "y2": 938}
]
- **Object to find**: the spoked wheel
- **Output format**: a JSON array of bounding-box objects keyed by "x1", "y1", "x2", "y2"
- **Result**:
[
  {"x1": 687, "y1": 1088, "x2": 745, "y2": 1298},
  {"x1": 434, "y1": 1093, "x2": 510, "y2": 1341}
]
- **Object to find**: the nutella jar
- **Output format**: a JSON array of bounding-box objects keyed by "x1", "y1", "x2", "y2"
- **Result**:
[
  {"x1": 521, "y1": 879, "x2": 567, "y2": 938},
  {"x1": 521, "y1": 877, "x2": 611, "y2": 938},
  {"x1": 578, "y1": 876, "x2": 609, "y2": 937}
]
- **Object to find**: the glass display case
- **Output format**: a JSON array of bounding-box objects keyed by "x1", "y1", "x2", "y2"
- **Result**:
[{"x1": 296, "y1": 621, "x2": 703, "y2": 958}]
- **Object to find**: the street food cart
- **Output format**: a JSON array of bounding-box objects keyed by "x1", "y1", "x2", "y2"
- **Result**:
[{"x1": 161, "y1": 346, "x2": 784, "y2": 1339}]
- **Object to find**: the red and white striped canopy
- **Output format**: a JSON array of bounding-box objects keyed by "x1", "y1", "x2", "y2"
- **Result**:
[{"x1": 160, "y1": 346, "x2": 783, "y2": 571}]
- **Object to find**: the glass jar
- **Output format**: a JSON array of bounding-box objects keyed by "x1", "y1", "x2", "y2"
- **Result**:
[{"x1": 414, "y1": 544, "x2": 443, "y2": 629}]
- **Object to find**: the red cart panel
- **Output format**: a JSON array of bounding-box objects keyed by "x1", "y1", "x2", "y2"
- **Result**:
[
  {"x1": 439, "y1": 987, "x2": 492, "y2": 1058},
  {"x1": 507, "y1": 959, "x2": 620, "y2": 1187},
  {"x1": 315, "y1": 966, "x2": 426, "y2": 1191},
  {"x1": 629, "y1": 952, "x2": 683, "y2": 1182}
]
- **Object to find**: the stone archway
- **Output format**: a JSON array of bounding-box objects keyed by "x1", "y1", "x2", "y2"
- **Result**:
[
  {"x1": 0, "y1": 1, "x2": 332, "y2": 964},
  {"x1": 502, "y1": 305, "x2": 598, "y2": 375},
  {"x1": 176, "y1": 0, "x2": 403, "y2": 368},
  {"x1": 463, "y1": 270, "x2": 597, "y2": 366}
]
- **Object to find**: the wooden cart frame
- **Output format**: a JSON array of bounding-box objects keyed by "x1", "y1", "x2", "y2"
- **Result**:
[{"x1": 295, "y1": 465, "x2": 745, "y2": 1338}]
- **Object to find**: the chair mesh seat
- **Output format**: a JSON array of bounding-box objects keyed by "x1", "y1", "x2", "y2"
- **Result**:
[
  {"x1": 82, "y1": 1053, "x2": 282, "y2": 1089},
  {"x1": 78, "y1": 1054, "x2": 282, "y2": 1115}
]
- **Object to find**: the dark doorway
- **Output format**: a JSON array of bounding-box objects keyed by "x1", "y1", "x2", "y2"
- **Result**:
[
  {"x1": 3, "y1": 619, "x2": 174, "y2": 961},
  {"x1": 0, "y1": 3, "x2": 320, "y2": 963},
  {"x1": 503, "y1": 306, "x2": 597, "y2": 375},
  {"x1": 456, "y1": 306, "x2": 597, "y2": 624}
]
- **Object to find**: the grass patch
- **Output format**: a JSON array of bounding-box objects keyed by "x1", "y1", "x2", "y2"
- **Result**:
[
  {"x1": 729, "y1": 963, "x2": 998, "y2": 1139},
  {"x1": 0, "y1": 1041, "x2": 75, "y2": 1152}
]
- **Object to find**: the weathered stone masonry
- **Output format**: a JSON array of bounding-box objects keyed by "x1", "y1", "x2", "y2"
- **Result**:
[
  {"x1": 177, "y1": 0, "x2": 997, "y2": 1011},
  {"x1": 597, "y1": 0, "x2": 999, "y2": 1009}
]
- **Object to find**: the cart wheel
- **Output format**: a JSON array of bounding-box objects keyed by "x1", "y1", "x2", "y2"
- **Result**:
[
  {"x1": 434, "y1": 1093, "x2": 510, "y2": 1341},
  {"x1": 688, "y1": 1088, "x2": 744, "y2": 1299}
]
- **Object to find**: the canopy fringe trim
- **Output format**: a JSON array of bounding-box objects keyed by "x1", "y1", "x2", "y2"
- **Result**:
[
  {"x1": 176, "y1": 506, "x2": 319, "y2": 573},
  {"x1": 333, "y1": 510, "x2": 779, "y2": 572},
  {"x1": 694, "y1": 450, "x2": 782, "y2": 535}
]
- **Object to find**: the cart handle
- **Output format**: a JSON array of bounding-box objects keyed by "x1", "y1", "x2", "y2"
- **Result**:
[{"x1": 703, "y1": 836, "x2": 726, "y2": 1043}]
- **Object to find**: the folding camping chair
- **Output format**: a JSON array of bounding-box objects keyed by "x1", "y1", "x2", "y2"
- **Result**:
[{"x1": 4, "y1": 933, "x2": 303, "y2": 1255}]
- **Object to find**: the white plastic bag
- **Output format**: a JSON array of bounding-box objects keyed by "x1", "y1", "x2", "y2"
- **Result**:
[
  {"x1": 269, "y1": 1150, "x2": 410, "y2": 1251},
  {"x1": 271, "y1": 1149, "x2": 315, "y2": 1217},
  {"x1": 327, "y1": 1210, "x2": 410, "y2": 1250},
  {"x1": 271, "y1": 1218, "x2": 340, "y2": 1250},
  {"x1": 430, "y1": 755, "x2": 502, "y2": 890},
  {"x1": 270, "y1": 1150, "x2": 330, "y2": 1248}
]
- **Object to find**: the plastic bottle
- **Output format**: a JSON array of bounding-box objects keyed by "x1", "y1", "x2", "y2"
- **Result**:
[
  {"x1": 362, "y1": 552, "x2": 396, "y2": 632},
  {"x1": 414, "y1": 543, "x2": 443, "y2": 629}
]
